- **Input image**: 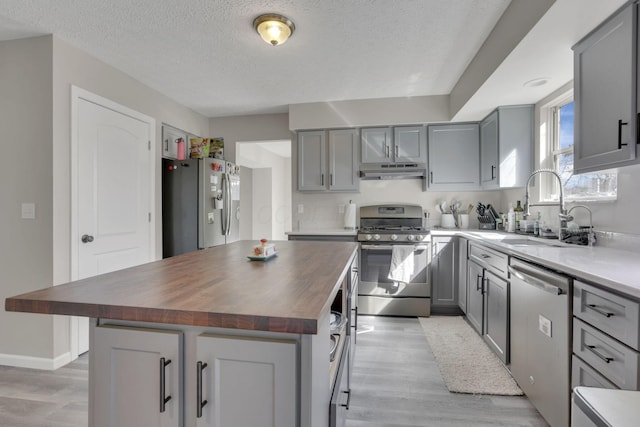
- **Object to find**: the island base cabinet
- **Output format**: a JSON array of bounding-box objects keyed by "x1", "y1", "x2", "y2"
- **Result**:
[
  {"x1": 90, "y1": 324, "x2": 184, "y2": 427},
  {"x1": 195, "y1": 334, "x2": 297, "y2": 427}
]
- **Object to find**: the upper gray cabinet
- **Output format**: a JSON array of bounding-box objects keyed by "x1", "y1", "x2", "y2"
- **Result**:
[
  {"x1": 298, "y1": 129, "x2": 359, "y2": 192},
  {"x1": 573, "y1": 2, "x2": 637, "y2": 173},
  {"x1": 361, "y1": 126, "x2": 426, "y2": 164},
  {"x1": 480, "y1": 105, "x2": 533, "y2": 189},
  {"x1": 162, "y1": 124, "x2": 188, "y2": 160},
  {"x1": 427, "y1": 123, "x2": 480, "y2": 191}
]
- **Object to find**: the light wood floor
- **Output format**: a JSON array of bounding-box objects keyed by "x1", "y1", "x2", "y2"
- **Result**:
[
  {"x1": 0, "y1": 316, "x2": 548, "y2": 426},
  {"x1": 346, "y1": 316, "x2": 549, "y2": 427}
]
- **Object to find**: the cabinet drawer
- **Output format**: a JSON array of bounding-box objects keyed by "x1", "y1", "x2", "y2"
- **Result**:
[
  {"x1": 330, "y1": 341, "x2": 350, "y2": 427},
  {"x1": 469, "y1": 242, "x2": 508, "y2": 277},
  {"x1": 573, "y1": 318, "x2": 640, "y2": 390},
  {"x1": 574, "y1": 280, "x2": 640, "y2": 350},
  {"x1": 572, "y1": 355, "x2": 618, "y2": 390}
]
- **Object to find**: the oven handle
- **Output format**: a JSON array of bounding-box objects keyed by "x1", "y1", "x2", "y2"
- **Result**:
[{"x1": 361, "y1": 244, "x2": 428, "y2": 251}]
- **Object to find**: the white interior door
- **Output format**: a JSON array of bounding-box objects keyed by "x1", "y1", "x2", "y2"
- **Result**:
[{"x1": 72, "y1": 88, "x2": 155, "y2": 355}]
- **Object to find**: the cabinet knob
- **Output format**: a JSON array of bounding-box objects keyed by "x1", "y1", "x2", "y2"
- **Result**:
[{"x1": 81, "y1": 234, "x2": 94, "y2": 243}]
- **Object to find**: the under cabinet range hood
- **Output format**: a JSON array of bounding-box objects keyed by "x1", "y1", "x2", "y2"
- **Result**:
[{"x1": 359, "y1": 163, "x2": 427, "y2": 190}]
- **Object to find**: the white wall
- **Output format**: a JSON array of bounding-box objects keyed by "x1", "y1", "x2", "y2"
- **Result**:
[{"x1": 1, "y1": 34, "x2": 210, "y2": 367}]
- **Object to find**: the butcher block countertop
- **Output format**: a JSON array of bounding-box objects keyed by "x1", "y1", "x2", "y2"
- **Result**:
[{"x1": 5, "y1": 240, "x2": 359, "y2": 335}]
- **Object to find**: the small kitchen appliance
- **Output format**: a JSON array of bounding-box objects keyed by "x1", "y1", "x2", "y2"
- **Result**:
[{"x1": 357, "y1": 204, "x2": 430, "y2": 317}]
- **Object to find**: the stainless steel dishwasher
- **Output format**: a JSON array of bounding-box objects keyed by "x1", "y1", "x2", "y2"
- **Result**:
[{"x1": 509, "y1": 258, "x2": 572, "y2": 427}]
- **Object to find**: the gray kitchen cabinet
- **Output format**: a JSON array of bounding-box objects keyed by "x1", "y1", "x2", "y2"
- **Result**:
[
  {"x1": 361, "y1": 127, "x2": 391, "y2": 163},
  {"x1": 466, "y1": 260, "x2": 484, "y2": 334},
  {"x1": 298, "y1": 130, "x2": 327, "y2": 191},
  {"x1": 430, "y1": 236, "x2": 459, "y2": 314},
  {"x1": 465, "y1": 241, "x2": 510, "y2": 363},
  {"x1": 457, "y1": 237, "x2": 468, "y2": 313},
  {"x1": 572, "y1": 279, "x2": 640, "y2": 391},
  {"x1": 394, "y1": 126, "x2": 427, "y2": 163},
  {"x1": 427, "y1": 123, "x2": 480, "y2": 191},
  {"x1": 573, "y1": 2, "x2": 637, "y2": 173},
  {"x1": 162, "y1": 124, "x2": 188, "y2": 160},
  {"x1": 196, "y1": 334, "x2": 297, "y2": 427},
  {"x1": 91, "y1": 325, "x2": 183, "y2": 427},
  {"x1": 361, "y1": 126, "x2": 426, "y2": 164},
  {"x1": 480, "y1": 105, "x2": 534, "y2": 189},
  {"x1": 483, "y1": 269, "x2": 509, "y2": 363},
  {"x1": 329, "y1": 129, "x2": 359, "y2": 191},
  {"x1": 298, "y1": 129, "x2": 359, "y2": 192}
]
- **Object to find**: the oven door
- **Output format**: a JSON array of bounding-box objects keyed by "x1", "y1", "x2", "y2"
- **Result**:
[{"x1": 359, "y1": 244, "x2": 429, "y2": 297}]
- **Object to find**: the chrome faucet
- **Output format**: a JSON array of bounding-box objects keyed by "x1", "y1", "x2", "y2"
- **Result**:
[
  {"x1": 524, "y1": 169, "x2": 567, "y2": 240},
  {"x1": 559, "y1": 205, "x2": 596, "y2": 246}
]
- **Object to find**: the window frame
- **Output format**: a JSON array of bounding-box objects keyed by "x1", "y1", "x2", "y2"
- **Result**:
[{"x1": 539, "y1": 90, "x2": 617, "y2": 203}]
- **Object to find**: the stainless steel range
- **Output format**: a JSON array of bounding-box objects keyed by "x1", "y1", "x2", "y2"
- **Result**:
[{"x1": 358, "y1": 204, "x2": 430, "y2": 317}]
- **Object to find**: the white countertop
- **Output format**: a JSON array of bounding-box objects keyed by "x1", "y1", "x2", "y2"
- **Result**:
[
  {"x1": 574, "y1": 386, "x2": 640, "y2": 426},
  {"x1": 435, "y1": 229, "x2": 640, "y2": 300}
]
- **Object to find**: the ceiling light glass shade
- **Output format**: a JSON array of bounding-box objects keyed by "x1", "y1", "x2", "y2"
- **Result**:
[{"x1": 253, "y1": 14, "x2": 295, "y2": 46}]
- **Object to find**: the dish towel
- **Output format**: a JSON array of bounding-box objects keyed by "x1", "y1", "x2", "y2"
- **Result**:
[{"x1": 387, "y1": 245, "x2": 415, "y2": 283}]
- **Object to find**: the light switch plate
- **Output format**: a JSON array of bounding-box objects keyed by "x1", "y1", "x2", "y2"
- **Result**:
[
  {"x1": 207, "y1": 212, "x2": 214, "y2": 224},
  {"x1": 338, "y1": 204, "x2": 345, "y2": 214},
  {"x1": 297, "y1": 204, "x2": 304, "y2": 214},
  {"x1": 538, "y1": 314, "x2": 552, "y2": 337},
  {"x1": 21, "y1": 203, "x2": 35, "y2": 219}
]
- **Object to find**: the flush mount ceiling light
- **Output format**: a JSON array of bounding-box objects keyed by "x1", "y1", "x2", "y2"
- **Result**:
[
  {"x1": 523, "y1": 77, "x2": 550, "y2": 88},
  {"x1": 253, "y1": 13, "x2": 295, "y2": 46}
]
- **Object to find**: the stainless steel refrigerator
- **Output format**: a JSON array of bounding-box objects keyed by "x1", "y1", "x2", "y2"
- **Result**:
[
  {"x1": 162, "y1": 157, "x2": 240, "y2": 258},
  {"x1": 199, "y1": 158, "x2": 240, "y2": 248}
]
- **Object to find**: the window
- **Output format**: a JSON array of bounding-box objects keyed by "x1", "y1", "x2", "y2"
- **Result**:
[{"x1": 546, "y1": 97, "x2": 617, "y2": 201}]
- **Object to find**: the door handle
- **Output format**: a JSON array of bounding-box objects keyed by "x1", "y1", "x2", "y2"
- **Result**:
[
  {"x1": 196, "y1": 361, "x2": 208, "y2": 418},
  {"x1": 81, "y1": 234, "x2": 94, "y2": 243},
  {"x1": 159, "y1": 358, "x2": 172, "y2": 413},
  {"x1": 491, "y1": 165, "x2": 496, "y2": 180},
  {"x1": 618, "y1": 119, "x2": 629, "y2": 149}
]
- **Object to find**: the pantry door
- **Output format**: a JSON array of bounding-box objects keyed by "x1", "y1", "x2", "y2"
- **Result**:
[{"x1": 71, "y1": 86, "x2": 156, "y2": 356}]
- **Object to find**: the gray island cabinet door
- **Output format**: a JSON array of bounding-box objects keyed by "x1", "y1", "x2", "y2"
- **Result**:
[
  {"x1": 573, "y1": 2, "x2": 636, "y2": 173},
  {"x1": 91, "y1": 325, "x2": 183, "y2": 427},
  {"x1": 427, "y1": 123, "x2": 480, "y2": 191},
  {"x1": 195, "y1": 334, "x2": 297, "y2": 427}
]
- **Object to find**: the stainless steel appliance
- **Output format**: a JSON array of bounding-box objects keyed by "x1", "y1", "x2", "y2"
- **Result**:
[
  {"x1": 357, "y1": 204, "x2": 430, "y2": 317},
  {"x1": 162, "y1": 157, "x2": 240, "y2": 258},
  {"x1": 199, "y1": 158, "x2": 240, "y2": 248},
  {"x1": 509, "y1": 257, "x2": 572, "y2": 427}
]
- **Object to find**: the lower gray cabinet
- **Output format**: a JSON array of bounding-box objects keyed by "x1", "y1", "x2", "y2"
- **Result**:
[
  {"x1": 92, "y1": 325, "x2": 183, "y2": 427},
  {"x1": 431, "y1": 236, "x2": 459, "y2": 313},
  {"x1": 483, "y1": 270, "x2": 509, "y2": 363},
  {"x1": 466, "y1": 260, "x2": 484, "y2": 334},
  {"x1": 196, "y1": 334, "x2": 297, "y2": 427}
]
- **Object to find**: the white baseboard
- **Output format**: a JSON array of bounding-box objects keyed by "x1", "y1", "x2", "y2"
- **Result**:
[{"x1": 0, "y1": 351, "x2": 73, "y2": 370}]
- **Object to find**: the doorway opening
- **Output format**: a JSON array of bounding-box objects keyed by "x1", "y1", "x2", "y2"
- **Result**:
[{"x1": 236, "y1": 140, "x2": 291, "y2": 241}]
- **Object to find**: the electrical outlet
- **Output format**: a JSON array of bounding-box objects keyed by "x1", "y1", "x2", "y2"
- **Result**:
[
  {"x1": 338, "y1": 204, "x2": 345, "y2": 214},
  {"x1": 297, "y1": 204, "x2": 304, "y2": 214}
]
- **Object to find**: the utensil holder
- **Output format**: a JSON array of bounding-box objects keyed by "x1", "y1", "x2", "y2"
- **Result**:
[{"x1": 441, "y1": 214, "x2": 456, "y2": 228}]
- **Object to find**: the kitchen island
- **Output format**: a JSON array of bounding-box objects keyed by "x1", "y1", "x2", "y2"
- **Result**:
[{"x1": 5, "y1": 240, "x2": 359, "y2": 427}]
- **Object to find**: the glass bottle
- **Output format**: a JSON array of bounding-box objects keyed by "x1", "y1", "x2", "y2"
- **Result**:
[{"x1": 514, "y1": 200, "x2": 524, "y2": 231}]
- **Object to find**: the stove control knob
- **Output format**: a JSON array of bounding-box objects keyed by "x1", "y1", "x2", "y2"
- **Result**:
[
  {"x1": 390, "y1": 234, "x2": 398, "y2": 241},
  {"x1": 415, "y1": 234, "x2": 423, "y2": 241},
  {"x1": 407, "y1": 235, "x2": 415, "y2": 241},
  {"x1": 373, "y1": 234, "x2": 380, "y2": 241},
  {"x1": 366, "y1": 234, "x2": 373, "y2": 241}
]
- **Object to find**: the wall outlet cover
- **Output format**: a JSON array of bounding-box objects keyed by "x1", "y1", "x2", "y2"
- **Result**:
[{"x1": 538, "y1": 314, "x2": 552, "y2": 338}]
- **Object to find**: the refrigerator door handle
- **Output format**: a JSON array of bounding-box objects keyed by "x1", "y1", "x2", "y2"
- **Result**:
[{"x1": 223, "y1": 172, "x2": 231, "y2": 236}]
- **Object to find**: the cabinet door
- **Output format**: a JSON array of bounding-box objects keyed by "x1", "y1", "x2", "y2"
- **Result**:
[
  {"x1": 361, "y1": 127, "x2": 391, "y2": 163},
  {"x1": 497, "y1": 105, "x2": 533, "y2": 188},
  {"x1": 431, "y1": 237, "x2": 457, "y2": 308},
  {"x1": 427, "y1": 124, "x2": 480, "y2": 190},
  {"x1": 573, "y1": 2, "x2": 636, "y2": 173},
  {"x1": 195, "y1": 334, "x2": 297, "y2": 427},
  {"x1": 298, "y1": 130, "x2": 327, "y2": 191},
  {"x1": 480, "y1": 111, "x2": 498, "y2": 189},
  {"x1": 483, "y1": 270, "x2": 509, "y2": 364},
  {"x1": 329, "y1": 129, "x2": 359, "y2": 191},
  {"x1": 162, "y1": 125, "x2": 188, "y2": 160},
  {"x1": 466, "y1": 261, "x2": 484, "y2": 334},
  {"x1": 394, "y1": 126, "x2": 427, "y2": 163},
  {"x1": 457, "y1": 238, "x2": 468, "y2": 313},
  {"x1": 92, "y1": 325, "x2": 183, "y2": 427}
]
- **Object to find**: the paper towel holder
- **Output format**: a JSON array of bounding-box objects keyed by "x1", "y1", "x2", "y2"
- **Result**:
[{"x1": 344, "y1": 200, "x2": 356, "y2": 230}]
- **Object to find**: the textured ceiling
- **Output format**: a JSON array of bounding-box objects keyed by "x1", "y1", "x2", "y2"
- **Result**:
[{"x1": 0, "y1": 0, "x2": 511, "y2": 118}]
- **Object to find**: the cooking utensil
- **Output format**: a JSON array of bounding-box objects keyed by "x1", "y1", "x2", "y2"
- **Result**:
[{"x1": 467, "y1": 204, "x2": 474, "y2": 214}]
